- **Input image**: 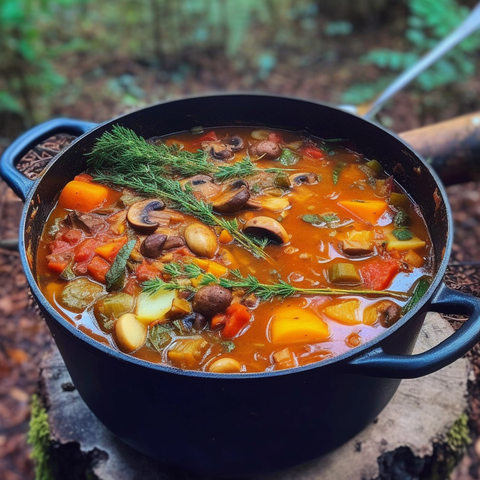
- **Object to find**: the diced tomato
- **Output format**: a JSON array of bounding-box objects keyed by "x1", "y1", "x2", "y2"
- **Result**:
[
  {"x1": 61, "y1": 229, "x2": 84, "y2": 246},
  {"x1": 193, "y1": 131, "x2": 218, "y2": 146},
  {"x1": 221, "y1": 303, "x2": 252, "y2": 338},
  {"x1": 268, "y1": 132, "x2": 283, "y2": 144},
  {"x1": 74, "y1": 239, "x2": 98, "y2": 263},
  {"x1": 135, "y1": 261, "x2": 162, "y2": 283},
  {"x1": 87, "y1": 255, "x2": 110, "y2": 283},
  {"x1": 49, "y1": 240, "x2": 72, "y2": 254},
  {"x1": 301, "y1": 146, "x2": 324, "y2": 159},
  {"x1": 361, "y1": 260, "x2": 400, "y2": 291},
  {"x1": 123, "y1": 276, "x2": 139, "y2": 296},
  {"x1": 74, "y1": 173, "x2": 93, "y2": 183}
]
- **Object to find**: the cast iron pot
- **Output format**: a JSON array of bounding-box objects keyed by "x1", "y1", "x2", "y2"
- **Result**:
[{"x1": 2, "y1": 94, "x2": 480, "y2": 477}]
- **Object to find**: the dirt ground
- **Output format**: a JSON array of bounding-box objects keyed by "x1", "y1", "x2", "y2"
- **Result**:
[{"x1": 1, "y1": 50, "x2": 480, "y2": 479}]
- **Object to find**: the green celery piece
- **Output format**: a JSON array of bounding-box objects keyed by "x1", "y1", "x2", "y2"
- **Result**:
[{"x1": 105, "y1": 239, "x2": 136, "y2": 290}]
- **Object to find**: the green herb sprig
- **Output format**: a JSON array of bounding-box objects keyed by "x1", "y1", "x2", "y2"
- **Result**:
[
  {"x1": 87, "y1": 125, "x2": 286, "y2": 182},
  {"x1": 143, "y1": 262, "x2": 410, "y2": 301},
  {"x1": 91, "y1": 166, "x2": 271, "y2": 260}
]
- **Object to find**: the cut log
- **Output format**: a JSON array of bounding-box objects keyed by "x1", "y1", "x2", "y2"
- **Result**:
[{"x1": 36, "y1": 313, "x2": 471, "y2": 480}]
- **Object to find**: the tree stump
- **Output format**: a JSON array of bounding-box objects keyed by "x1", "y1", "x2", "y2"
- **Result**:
[{"x1": 36, "y1": 313, "x2": 471, "y2": 480}]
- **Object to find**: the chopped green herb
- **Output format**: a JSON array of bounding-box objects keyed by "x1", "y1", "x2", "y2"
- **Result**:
[
  {"x1": 392, "y1": 228, "x2": 414, "y2": 241},
  {"x1": 402, "y1": 277, "x2": 431, "y2": 314},
  {"x1": 302, "y1": 214, "x2": 324, "y2": 224},
  {"x1": 394, "y1": 209, "x2": 410, "y2": 227},
  {"x1": 279, "y1": 149, "x2": 300, "y2": 166},
  {"x1": 221, "y1": 341, "x2": 236, "y2": 353},
  {"x1": 333, "y1": 161, "x2": 346, "y2": 185},
  {"x1": 322, "y1": 213, "x2": 340, "y2": 223},
  {"x1": 60, "y1": 262, "x2": 76, "y2": 281},
  {"x1": 105, "y1": 240, "x2": 136, "y2": 290},
  {"x1": 148, "y1": 323, "x2": 174, "y2": 352}
]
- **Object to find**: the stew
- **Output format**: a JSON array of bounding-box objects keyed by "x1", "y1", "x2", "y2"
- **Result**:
[{"x1": 36, "y1": 126, "x2": 433, "y2": 373}]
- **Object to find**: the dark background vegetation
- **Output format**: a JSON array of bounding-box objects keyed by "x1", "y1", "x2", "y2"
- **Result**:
[
  {"x1": 1, "y1": 1, "x2": 480, "y2": 479},
  {"x1": 1, "y1": 0, "x2": 480, "y2": 143}
]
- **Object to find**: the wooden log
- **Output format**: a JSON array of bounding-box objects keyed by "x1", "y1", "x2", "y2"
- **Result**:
[
  {"x1": 35, "y1": 313, "x2": 471, "y2": 480},
  {"x1": 399, "y1": 111, "x2": 480, "y2": 186}
]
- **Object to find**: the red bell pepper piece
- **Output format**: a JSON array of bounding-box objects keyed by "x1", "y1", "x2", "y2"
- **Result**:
[
  {"x1": 193, "y1": 131, "x2": 218, "y2": 146},
  {"x1": 301, "y1": 146, "x2": 324, "y2": 159},
  {"x1": 361, "y1": 260, "x2": 400, "y2": 291},
  {"x1": 220, "y1": 303, "x2": 252, "y2": 338}
]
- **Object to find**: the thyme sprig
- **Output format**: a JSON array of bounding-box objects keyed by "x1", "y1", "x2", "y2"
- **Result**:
[
  {"x1": 142, "y1": 262, "x2": 410, "y2": 301},
  {"x1": 87, "y1": 125, "x2": 286, "y2": 182},
  {"x1": 91, "y1": 166, "x2": 271, "y2": 260}
]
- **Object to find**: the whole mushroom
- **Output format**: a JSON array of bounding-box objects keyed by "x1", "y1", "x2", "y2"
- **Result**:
[
  {"x1": 250, "y1": 141, "x2": 282, "y2": 160},
  {"x1": 193, "y1": 286, "x2": 233, "y2": 319}
]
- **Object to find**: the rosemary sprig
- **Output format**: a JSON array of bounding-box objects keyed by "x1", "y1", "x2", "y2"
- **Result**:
[
  {"x1": 142, "y1": 262, "x2": 410, "y2": 301},
  {"x1": 91, "y1": 166, "x2": 271, "y2": 260},
  {"x1": 87, "y1": 125, "x2": 288, "y2": 182}
]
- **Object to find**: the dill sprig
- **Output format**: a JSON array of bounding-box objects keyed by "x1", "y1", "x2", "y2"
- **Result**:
[
  {"x1": 87, "y1": 125, "x2": 287, "y2": 182},
  {"x1": 91, "y1": 166, "x2": 271, "y2": 260},
  {"x1": 142, "y1": 262, "x2": 410, "y2": 301}
]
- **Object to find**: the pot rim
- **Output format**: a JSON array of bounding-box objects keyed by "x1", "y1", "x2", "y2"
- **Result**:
[{"x1": 19, "y1": 93, "x2": 453, "y2": 379}]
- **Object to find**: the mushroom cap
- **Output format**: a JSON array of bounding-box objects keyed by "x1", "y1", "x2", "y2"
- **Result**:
[
  {"x1": 140, "y1": 233, "x2": 167, "y2": 258},
  {"x1": 289, "y1": 172, "x2": 318, "y2": 187},
  {"x1": 127, "y1": 199, "x2": 166, "y2": 234},
  {"x1": 251, "y1": 140, "x2": 282, "y2": 160},
  {"x1": 212, "y1": 180, "x2": 251, "y2": 214},
  {"x1": 243, "y1": 216, "x2": 289, "y2": 244}
]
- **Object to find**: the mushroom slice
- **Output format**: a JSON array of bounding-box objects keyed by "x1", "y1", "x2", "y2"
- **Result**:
[
  {"x1": 289, "y1": 172, "x2": 318, "y2": 187},
  {"x1": 226, "y1": 136, "x2": 244, "y2": 152},
  {"x1": 210, "y1": 143, "x2": 234, "y2": 161},
  {"x1": 181, "y1": 175, "x2": 221, "y2": 201},
  {"x1": 127, "y1": 199, "x2": 166, "y2": 234},
  {"x1": 212, "y1": 180, "x2": 251, "y2": 214},
  {"x1": 243, "y1": 216, "x2": 289, "y2": 244}
]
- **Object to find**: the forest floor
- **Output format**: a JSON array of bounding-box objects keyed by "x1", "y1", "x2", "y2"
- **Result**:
[{"x1": 1, "y1": 42, "x2": 480, "y2": 479}]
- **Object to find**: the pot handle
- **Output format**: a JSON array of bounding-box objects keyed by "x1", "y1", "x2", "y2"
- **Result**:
[
  {"x1": 346, "y1": 282, "x2": 480, "y2": 379},
  {"x1": 0, "y1": 118, "x2": 96, "y2": 201}
]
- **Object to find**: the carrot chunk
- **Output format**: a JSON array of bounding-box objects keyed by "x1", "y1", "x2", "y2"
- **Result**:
[
  {"x1": 87, "y1": 256, "x2": 110, "y2": 283},
  {"x1": 58, "y1": 180, "x2": 110, "y2": 212}
]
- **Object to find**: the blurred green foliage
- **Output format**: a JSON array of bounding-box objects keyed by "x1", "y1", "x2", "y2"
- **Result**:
[
  {"x1": 342, "y1": 0, "x2": 480, "y2": 104},
  {"x1": 0, "y1": 0, "x2": 478, "y2": 129}
]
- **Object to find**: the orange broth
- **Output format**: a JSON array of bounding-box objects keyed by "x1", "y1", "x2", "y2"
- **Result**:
[{"x1": 36, "y1": 127, "x2": 433, "y2": 373}]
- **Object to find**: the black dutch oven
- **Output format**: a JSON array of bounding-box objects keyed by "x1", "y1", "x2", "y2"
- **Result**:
[{"x1": 2, "y1": 94, "x2": 480, "y2": 477}]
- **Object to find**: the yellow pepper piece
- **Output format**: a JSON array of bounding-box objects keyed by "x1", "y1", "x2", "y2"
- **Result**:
[
  {"x1": 324, "y1": 299, "x2": 361, "y2": 325},
  {"x1": 338, "y1": 199, "x2": 388, "y2": 225},
  {"x1": 270, "y1": 307, "x2": 329, "y2": 344}
]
